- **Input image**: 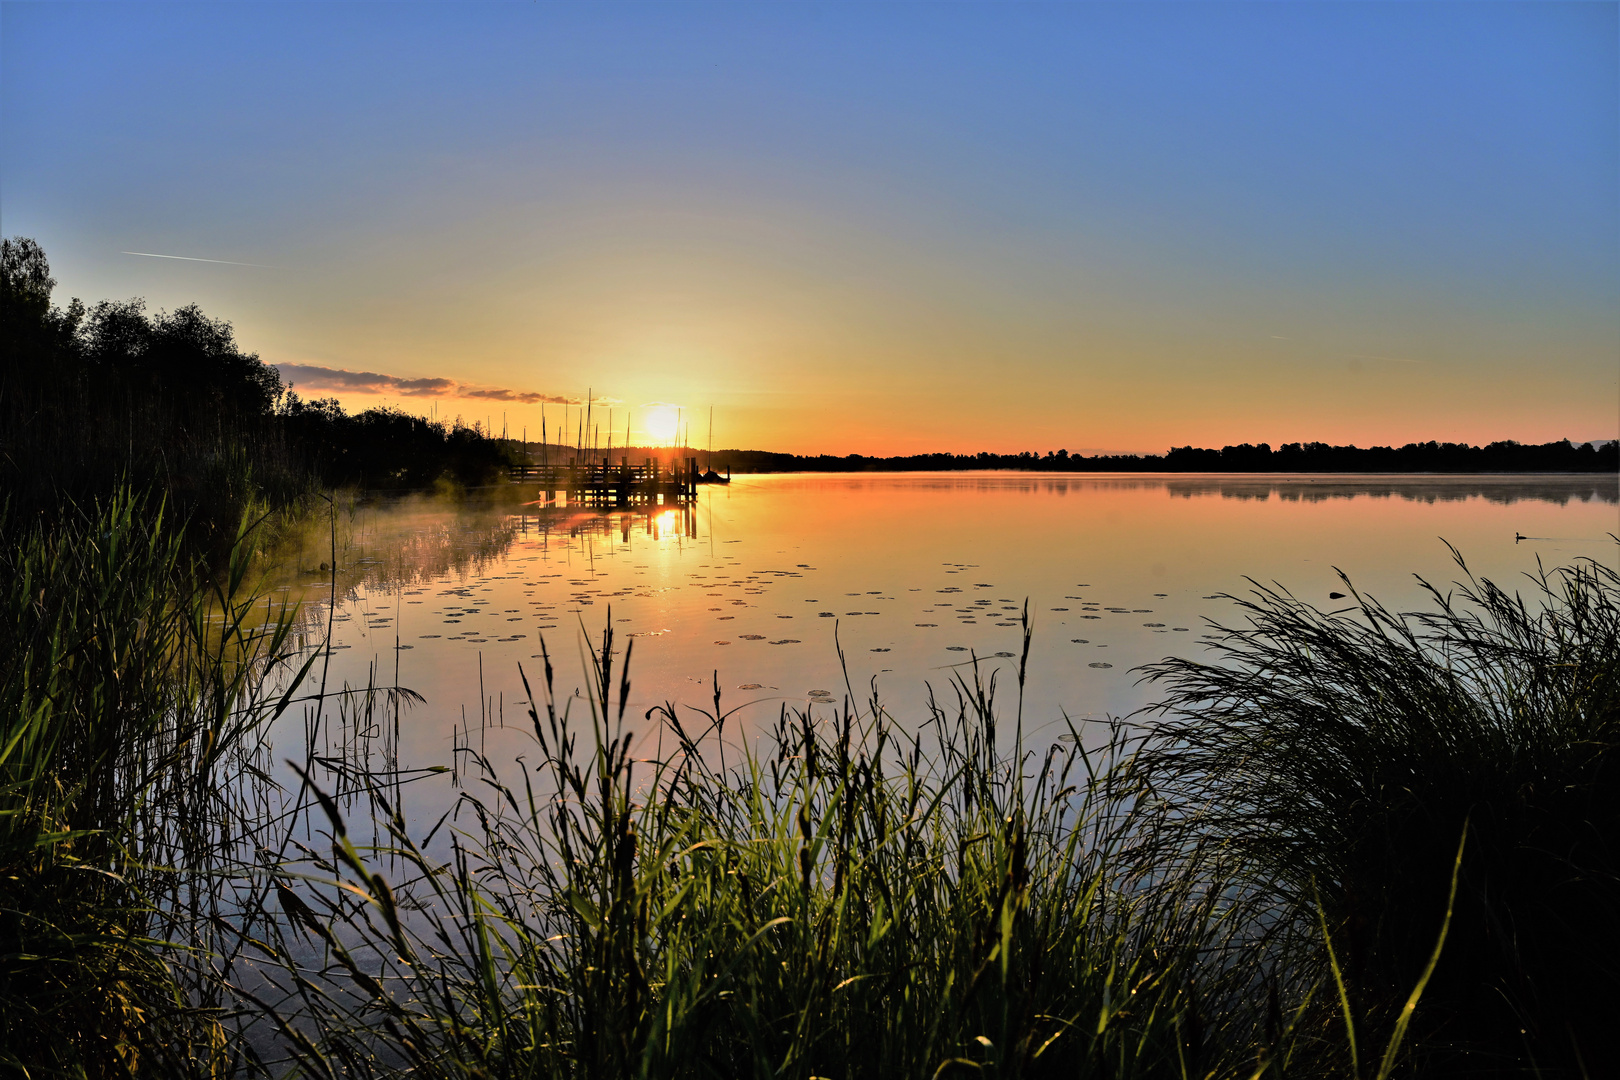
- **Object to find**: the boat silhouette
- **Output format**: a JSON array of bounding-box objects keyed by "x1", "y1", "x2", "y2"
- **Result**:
[{"x1": 697, "y1": 406, "x2": 730, "y2": 483}]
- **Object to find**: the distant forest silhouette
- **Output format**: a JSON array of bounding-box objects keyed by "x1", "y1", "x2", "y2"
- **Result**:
[{"x1": 705, "y1": 440, "x2": 1617, "y2": 475}]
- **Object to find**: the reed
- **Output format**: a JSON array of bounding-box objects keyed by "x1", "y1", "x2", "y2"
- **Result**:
[
  {"x1": 248, "y1": 623, "x2": 1246, "y2": 1079},
  {"x1": 0, "y1": 489, "x2": 313, "y2": 1076},
  {"x1": 243, "y1": 625, "x2": 1473, "y2": 1079},
  {"x1": 1132, "y1": 543, "x2": 1620, "y2": 1075}
]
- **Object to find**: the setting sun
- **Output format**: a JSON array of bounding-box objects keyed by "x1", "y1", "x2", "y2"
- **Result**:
[{"x1": 642, "y1": 406, "x2": 680, "y2": 446}]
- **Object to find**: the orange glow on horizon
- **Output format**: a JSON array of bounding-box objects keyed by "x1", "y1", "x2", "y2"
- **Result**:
[{"x1": 281, "y1": 382, "x2": 1615, "y2": 460}]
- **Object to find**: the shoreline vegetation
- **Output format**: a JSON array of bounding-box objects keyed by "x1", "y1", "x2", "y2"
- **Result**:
[
  {"x1": 511, "y1": 439, "x2": 1620, "y2": 477},
  {"x1": 662, "y1": 441, "x2": 1618, "y2": 476},
  {"x1": 1, "y1": 238, "x2": 520, "y2": 560},
  {"x1": 4, "y1": 234, "x2": 1619, "y2": 1076}
]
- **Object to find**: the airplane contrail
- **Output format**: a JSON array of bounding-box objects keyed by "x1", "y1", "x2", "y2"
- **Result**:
[{"x1": 122, "y1": 251, "x2": 282, "y2": 269}]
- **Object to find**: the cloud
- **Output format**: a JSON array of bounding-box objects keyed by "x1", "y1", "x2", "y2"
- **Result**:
[
  {"x1": 275, "y1": 364, "x2": 453, "y2": 396},
  {"x1": 460, "y1": 386, "x2": 575, "y2": 404},
  {"x1": 274, "y1": 363, "x2": 614, "y2": 405}
]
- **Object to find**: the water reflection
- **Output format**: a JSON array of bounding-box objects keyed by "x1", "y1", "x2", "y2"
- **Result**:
[
  {"x1": 1163, "y1": 475, "x2": 1618, "y2": 505},
  {"x1": 242, "y1": 470, "x2": 1620, "y2": 851},
  {"x1": 517, "y1": 502, "x2": 699, "y2": 544},
  {"x1": 740, "y1": 471, "x2": 1617, "y2": 506},
  {"x1": 272, "y1": 472, "x2": 1618, "y2": 812},
  {"x1": 275, "y1": 498, "x2": 523, "y2": 595}
]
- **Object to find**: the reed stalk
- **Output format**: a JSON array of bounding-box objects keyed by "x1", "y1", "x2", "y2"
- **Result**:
[
  {"x1": 0, "y1": 489, "x2": 314, "y2": 1076},
  {"x1": 1132, "y1": 543, "x2": 1620, "y2": 1076}
]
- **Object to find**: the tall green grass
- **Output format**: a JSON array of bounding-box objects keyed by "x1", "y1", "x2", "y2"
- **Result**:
[
  {"x1": 0, "y1": 490, "x2": 312, "y2": 1077},
  {"x1": 1133, "y1": 544, "x2": 1620, "y2": 1076},
  {"x1": 250, "y1": 625, "x2": 1247, "y2": 1079}
]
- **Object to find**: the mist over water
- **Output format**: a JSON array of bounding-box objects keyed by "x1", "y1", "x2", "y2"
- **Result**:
[{"x1": 272, "y1": 472, "x2": 1618, "y2": 823}]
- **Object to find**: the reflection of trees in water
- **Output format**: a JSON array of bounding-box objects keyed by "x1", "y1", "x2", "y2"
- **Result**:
[
  {"x1": 281, "y1": 500, "x2": 523, "y2": 619},
  {"x1": 1165, "y1": 477, "x2": 1619, "y2": 506},
  {"x1": 323, "y1": 503, "x2": 518, "y2": 587},
  {"x1": 286, "y1": 500, "x2": 699, "y2": 619},
  {"x1": 778, "y1": 472, "x2": 1617, "y2": 506},
  {"x1": 365, "y1": 513, "x2": 521, "y2": 584},
  {"x1": 787, "y1": 474, "x2": 1171, "y2": 495}
]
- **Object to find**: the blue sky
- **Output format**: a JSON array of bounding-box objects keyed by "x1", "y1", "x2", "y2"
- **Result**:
[{"x1": 4, "y1": 2, "x2": 1615, "y2": 452}]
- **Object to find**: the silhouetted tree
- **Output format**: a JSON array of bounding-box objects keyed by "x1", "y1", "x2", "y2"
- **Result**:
[{"x1": 2, "y1": 237, "x2": 512, "y2": 542}]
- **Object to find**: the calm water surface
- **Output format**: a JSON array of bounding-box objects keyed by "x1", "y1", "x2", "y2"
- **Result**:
[{"x1": 272, "y1": 472, "x2": 1617, "y2": 812}]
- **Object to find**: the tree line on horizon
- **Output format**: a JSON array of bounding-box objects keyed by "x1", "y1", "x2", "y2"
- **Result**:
[
  {"x1": 703, "y1": 438, "x2": 1617, "y2": 475},
  {"x1": 7, "y1": 231, "x2": 1612, "y2": 546}
]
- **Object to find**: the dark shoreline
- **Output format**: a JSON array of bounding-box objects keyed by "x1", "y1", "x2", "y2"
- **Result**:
[
  {"x1": 691, "y1": 439, "x2": 1618, "y2": 475},
  {"x1": 510, "y1": 439, "x2": 1618, "y2": 476}
]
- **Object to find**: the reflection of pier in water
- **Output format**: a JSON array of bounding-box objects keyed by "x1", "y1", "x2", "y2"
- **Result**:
[{"x1": 516, "y1": 502, "x2": 699, "y2": 544}]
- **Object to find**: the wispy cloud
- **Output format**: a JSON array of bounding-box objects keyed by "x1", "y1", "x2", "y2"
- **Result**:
[
  {"x1": 275, "y1": 364, "x2": 454, "y2": 396},
  {"x1": 459, "y1": 386, "x2": 622, "y2": 405},
  {"x1": 460, "y1": 386, "x2": 571, "y2": 404},
  {"x1": 273, "y1": 363, "x2": 613, "y2": 405}
]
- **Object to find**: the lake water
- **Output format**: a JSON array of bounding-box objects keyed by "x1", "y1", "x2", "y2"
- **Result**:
[{"x1": 273, "y1": 472, "x2": 1616, "y2": 815}]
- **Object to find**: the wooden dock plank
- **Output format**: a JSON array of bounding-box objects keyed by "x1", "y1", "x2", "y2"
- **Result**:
[{"x1": 509, "y1": 456, "x2": 702, "y2": 506}]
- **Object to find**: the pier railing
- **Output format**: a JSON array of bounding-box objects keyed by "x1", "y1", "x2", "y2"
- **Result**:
[{"x1": 509, "y1": 456, "x2": 701, "y2": 506}]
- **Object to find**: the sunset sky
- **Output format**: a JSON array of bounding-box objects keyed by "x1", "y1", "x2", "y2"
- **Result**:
[{"x1": 3, "y1": 2, "x2": 1615, "y2": 455}]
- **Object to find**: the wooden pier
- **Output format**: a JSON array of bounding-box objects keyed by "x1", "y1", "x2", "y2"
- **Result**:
[{"x1": 511, "y1": 456, "x2": 703, "y2": 507}]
